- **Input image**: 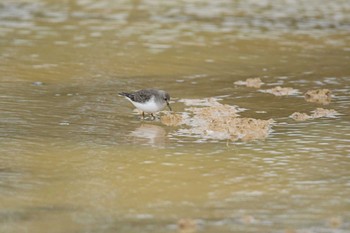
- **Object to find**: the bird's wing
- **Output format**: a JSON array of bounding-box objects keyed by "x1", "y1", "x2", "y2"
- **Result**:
[{"x1": 133, "y1": 89, "x2": 154, "y2": 103}]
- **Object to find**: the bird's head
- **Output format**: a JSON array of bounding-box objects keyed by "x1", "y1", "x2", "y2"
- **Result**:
[{"x1": 160, "y1": 91, "x2": 172, "y2": 111}]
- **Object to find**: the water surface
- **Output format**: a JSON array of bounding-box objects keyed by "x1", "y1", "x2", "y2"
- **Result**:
[{"x1": 1, "y1": 0, "x2": 350, "y2": 232}]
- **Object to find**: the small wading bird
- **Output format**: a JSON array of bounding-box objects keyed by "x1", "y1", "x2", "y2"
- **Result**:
[{"x1": 119, "y1": 88, "x2": 172, "y2": 119}]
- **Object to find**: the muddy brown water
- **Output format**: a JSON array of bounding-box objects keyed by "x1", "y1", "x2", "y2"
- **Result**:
[{"x1": 1, "y1": 0, "x2": 350, "y2": 232}]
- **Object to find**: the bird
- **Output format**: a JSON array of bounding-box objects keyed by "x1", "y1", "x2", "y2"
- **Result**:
[{"x1": 119, "y1": 88, "x2": 172, "y2": 119}]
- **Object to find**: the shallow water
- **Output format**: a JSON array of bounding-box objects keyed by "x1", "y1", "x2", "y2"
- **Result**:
[{"x1": 1, "y1": 0, "x2": 350, "y2": 232}]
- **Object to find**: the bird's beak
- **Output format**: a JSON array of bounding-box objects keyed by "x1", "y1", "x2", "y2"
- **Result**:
[{"x1": 166, "y1": 101, "x2": 172, "y2": 111}]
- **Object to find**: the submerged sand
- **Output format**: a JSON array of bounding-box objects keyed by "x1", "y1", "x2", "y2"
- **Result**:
[
  {"x1": 290, "y1": 108, "x2": 339, "y2": 121},
  {"x1": 152, "y1": 83, "x2": 339, "y2": 142},
  {"x1": 161, "y1": 99, "x2": 274, "y2": 142},
  {"x1": 304, "y1": 89, "x2": 332, "y2": 105},
  {"x1": 234, "y1": 78, "x2": 264, "y2": 88}
]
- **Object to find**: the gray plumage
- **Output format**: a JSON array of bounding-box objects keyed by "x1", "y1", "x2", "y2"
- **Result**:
[
  {"x1": 119, "y1": 89, "x2": 170, "y2": 104},
  {"x1": 119, "y1": 89, "x2": 172, "y2": 118}
]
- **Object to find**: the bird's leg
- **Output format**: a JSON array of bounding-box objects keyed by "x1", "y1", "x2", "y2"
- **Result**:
[
  {"x1": 142, "y1": 111, "x2": 145, "y2": 120},
  {"x1": 151, "y1": 113, "x2": 155, "y2": 120}
]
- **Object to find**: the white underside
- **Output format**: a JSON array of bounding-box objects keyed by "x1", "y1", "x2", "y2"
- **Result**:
[{"x1": 126, "y1": 96, "x2": 165, "y2": 113}]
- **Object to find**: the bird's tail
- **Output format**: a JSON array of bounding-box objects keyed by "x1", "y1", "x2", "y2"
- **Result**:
[
  {"x1": 118, "y1": 92, "x2": 128, "y2": 97},
  {"x1": 118, "y1": 92, "x2": 133, "y2": 99}
]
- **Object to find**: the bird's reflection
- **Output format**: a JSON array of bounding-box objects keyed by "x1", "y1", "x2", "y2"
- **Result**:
[{"x1": 129, "y1": 124, "x2": 167, "y2": 147}]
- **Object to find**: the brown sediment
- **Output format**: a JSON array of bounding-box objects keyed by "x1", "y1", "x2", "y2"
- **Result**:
[
  {"x1": 239, "y1": 215, "x2": 257, "y2": 224},
  {"x1": 172, "y1": 102, "x2": 274, "y2": 142},
  {"x1": 311, "y1": 108, "x2": 338, "y2": 118},
  {"x1": 289, "y1": 112, "x2": 313, "y2": 121},
  {"x1": 234, "y1": 77, "x2": 264, "y2": 88},
  {"x1": 188, "y1": 103, "x2": 240, "y2": 118},
  {"x1": 160, "y1": 113, "x2": 184, "y2": 126},
  {"x1": 304, "y1": 89, "x2": 332, "y2": 105},
  {"x1": 289, "y1": 108, "x2": 339, "y2": 121},
  {"x1": 260, "y1": 86, "x2": 299, "y2": 96},
  {"x1": 327, "y1": 216, "x2": 342, "y2": 228},
  {"x1": 207, "y1": 116, "x2": 274, "y2": 142},
  {"x1": 161, "y1": 96, "x2": 340, "y2": 141},
  {"x1": 177, "y1": 218, "x2": 197, "y2": 233}
]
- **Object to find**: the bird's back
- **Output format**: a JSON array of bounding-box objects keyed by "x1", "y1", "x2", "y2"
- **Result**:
[{"x1": 119, "y1": 89, "x2": 157, "y2": 103}]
